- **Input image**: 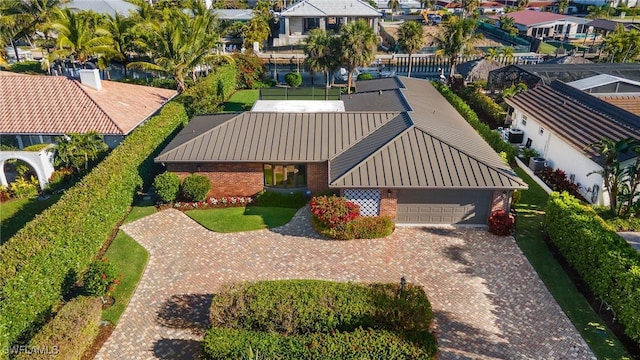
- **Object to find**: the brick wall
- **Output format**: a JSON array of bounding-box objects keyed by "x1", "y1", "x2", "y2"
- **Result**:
[
  {"x1": 379, "y1": 188, "x2": 397, "y2": 220},
  {"x1": 167, "y1": 162, "x2": 264, "y2": 198},
  {"x1": 491, "y1": 190, "x2": 511, "y2": 213},
  {"x1": 307, "y1": 162, "x2": 329, "y2": 194}
]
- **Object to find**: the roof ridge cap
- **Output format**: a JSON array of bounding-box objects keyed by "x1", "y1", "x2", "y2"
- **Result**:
[
  {"x1": 73, "y1": 79, "x2": 126, "y2": 134},
  {"x1": 328, "y1": 112, "x2": 404, "y2": 160}
]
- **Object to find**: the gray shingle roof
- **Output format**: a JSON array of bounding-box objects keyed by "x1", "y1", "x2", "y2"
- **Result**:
[
  {"x1": 156, "y1": 77, "x2": 527, "y2": 190},
  {"x1": 280, "y1": 0, "x2": 381, "y2": 17},
  {"x1": 505, "y1": 80, "x2": 640, "y2": 163}
]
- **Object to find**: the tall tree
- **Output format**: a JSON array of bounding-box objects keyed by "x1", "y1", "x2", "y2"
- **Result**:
[
  {"x1": 241, "y1": 0, "x2": 271, "y2": 52},
  {"x1": 339, "y1": 19, "x2": 377, "y2": 94},
  {"x1": 397, "y1": 21, "x2": 424, "y2": 77},
  {"x1": 433, "y1": 16, "x2": 481, "y2": 77},
  {"x1": 101, "y1": 13, "x2": 135, "y2": 78},
  {"x1": 48, "y1": 8, "x2": 114, "y2": 66},
  {"x1": 387, "y1": 0, "x2": 400, "y2": 20},
  {"x1": 587, "y1": 5, "x2": 609, "y2": 18},
  {"x1": 557, "y1": 0, "x2": 569, "y2": 14},
  {"x1": 128, "y1": 3, "x2": 225, "y2": 92},
  {"x1": 2, "y1": 0, "x2": 61, "y2": 61},
  {"x1": 303, "y1": 28, "x2": 340, "y2": 89},
  {"x1": 602, "y1": 24, "x2": 640, "y2": 62}
]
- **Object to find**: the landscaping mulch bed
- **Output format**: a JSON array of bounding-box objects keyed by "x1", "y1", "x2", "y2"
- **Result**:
[
  {"x1": 82, "y1": 323, "x2": 114, "y2": 360},
  {"x1": 544, "y1": 235, "x2": 640, "y2": 359}
]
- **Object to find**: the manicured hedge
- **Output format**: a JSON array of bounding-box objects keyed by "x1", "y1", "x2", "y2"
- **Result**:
[
  {"x1": 458, "y1": 87, "x2": 507, "y2": 126},
  {"x1": 204, "y1": 327, "x2": 436, "y2": 360},
  {"x1": 205, "y1": 280, "x2": 436, "y2": 359},
  {"x1": 546, "y1": 192, "x2": 640, "y2": 342},
  {"x1": 178, "y1": 64, "x2": 238, "y2": 116},
  {"x1": 0, "y1": 102, "x2": 187, "y2": 351},
  {"x1": 15, "y1": 297, "x2": 102, "y2": 360},
  {"x1": 432, "y1": 82, "x2": 516, "y2": 164}
]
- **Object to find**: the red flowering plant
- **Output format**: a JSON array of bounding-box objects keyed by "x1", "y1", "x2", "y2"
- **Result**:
[
  {"x1": 310, "y1": 195, "x2": 360, "y2": 230},
  {"x1": 83, "y1": 258, "x2": 120, "y2": 299},
  {"x1": 488, "y1": 209, "x2": 515, "y2": 236}
]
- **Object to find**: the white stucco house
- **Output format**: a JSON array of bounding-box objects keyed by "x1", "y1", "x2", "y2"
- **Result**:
[
  {"x1": 274, "y1": 0, "x2": 381, "y2": 46},
  {"x1": 505, "y1": 80, "x2": 640, "y2": 205},
  {"x1": 495, "y1": 10, "x2": 590, "y2": 39}
]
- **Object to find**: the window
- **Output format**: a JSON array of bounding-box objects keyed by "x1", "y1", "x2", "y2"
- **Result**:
[
  {"x1": 304, "y1": 18, "x2": 320, "y2": 33},
  {"x1": 521, "y1": 116, "x2": 527, "y2": 126},
  {"x1": 263, "y1": 164, "x2": 306, "y2": 188},
  {"x1": 538, "y1": 127, "x2": 544, "y2": 135}
]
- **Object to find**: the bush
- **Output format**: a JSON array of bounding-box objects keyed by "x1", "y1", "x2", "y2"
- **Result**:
[
  {"x1": 546, "y1": 192, "x2": 640, "y2": 342},
  {"x1": 205, "y1": 280, "x2": 436, "y2": 359},
  {"x1": 284, "y1": 72, "x2": 302, "y2": 88},
  {"x1": 22, "y1": 144, "x2": 50, "y2": 152},
  {"x1": 520, "y1": 147, "x2": 540, "y2": 164},
  {"x1": 47, "y1": 168, "x2": 75, "y2": 192},
  {"x1": 4, "y1": 61, "x2": 45, "y2": 74},
  {"x1": 0, "y1": 102, "x2": 187, "y2": 350},
  {"x1": 0, "y1": 185, "x2": 10, "y2": 202},
  {"x1": 537, "y1": 167, "x2": 585, "y2": 201},
  {"x1": 9, "y1": 176, "x2": 39, "y2": 198},
  {"x1": 310, "y1": 196, "x2": 359, "y2": 229},
  {"x1": 432, "y1": 82, "x2": 516, "y2": 164},
  {"x1": 357, "y1": 72, "x2": 374, "y2": 80},
  {"x1": 181, "y1": 174, "x2": 211, "y2": 202},
  {"x1": 115, "y1": 77, "x2": 177, "y2": 90},
  {"x1": 458, "y1": 86, "x2": 507, "y2": 126},
  {"x1": 340, "y1": 216, "x2": 394, "y2": 240},
  {"x1": 234, "y1": 53, "x2": 267, "y2": 89},
  {"x1": 255, "y1": 190, "x2": 307, "y2": 208},
  {"x1": 83, "y1": 259, "x2": 119, "y2": 297},
  {"x1": 153, "y1": 172, "x2": 181, "y2": 203},
  {"x1": 488, "y1": 209, "x2": 515, "y2": 236},
  {"x1": 177, "y1": 64, "x2": 237, "y2": 116},
  {"x1": 15, "y1": 297, "x2": 102, "y2": 360}
]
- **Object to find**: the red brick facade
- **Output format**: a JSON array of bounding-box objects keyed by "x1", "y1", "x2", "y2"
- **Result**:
[
  {"x1": 167, "y1": 162, "x2": 264, "y2": 198},
  {"x1": 379, "y1": 188, "x2": 397, "y2": 220},
  {"x1": 491, "y1": 190, "x2": 511, "y2": 213},
  {"x1": 307, "y1": 162, "x2": 329, "y2": 194}
]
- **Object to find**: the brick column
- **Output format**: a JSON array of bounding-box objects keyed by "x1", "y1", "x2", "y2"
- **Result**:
[
  {"x1": 491, "y1": 190, "x2": 511, "y2": 213},
  {"x1": 379, "y1": 188, "x2": 397, "y2": 220},
  {"x1": 307, "y1": 162, "x2": 329, "y2": 194}
]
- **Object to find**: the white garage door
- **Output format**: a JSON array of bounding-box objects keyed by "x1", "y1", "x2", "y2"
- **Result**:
[
  {"x1": 344, "y1": 189, "x2": 380, "y2": 216},
  {"x1": 397, "y1": 190, "x2": 492, "y2": 224}
]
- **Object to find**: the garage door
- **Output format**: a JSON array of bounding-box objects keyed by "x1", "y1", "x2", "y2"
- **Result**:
[
  {"x1": 396, "y1": 190, "x2": 492, "y2": 225},
  {"x1": 344, "y1": 189, "x2": 380, "y2": 216}
]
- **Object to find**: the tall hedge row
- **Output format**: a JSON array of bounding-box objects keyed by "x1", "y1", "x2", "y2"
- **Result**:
[
  {"x1": 0, "y1": 102, "x2": 187, "y2": 352},
  {"x1": 432, "y1": 82, "x2": 516, "y2": 163},
  {"x1": 178, "y1": 64, "x2": 238, "y2": 115},
  {"x1": 546, "y1": 192, "x2": 640, "y2": 342}
]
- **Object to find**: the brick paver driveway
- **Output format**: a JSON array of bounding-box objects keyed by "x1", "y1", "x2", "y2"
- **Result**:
[{"x1": 96, "y1": 207, "x2": 594, "y2": 360}]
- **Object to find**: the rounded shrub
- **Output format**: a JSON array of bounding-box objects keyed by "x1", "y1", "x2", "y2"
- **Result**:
[
  {"x1": 83, "y1": 259, "x2": 118, "y2": 297},
  {"x1": 181, "y1": 174, "x2": 211, "y2": 202},
  {"x1": 488, "y1": 209, "x2": 515, "y2": 236},
  {"x1": 357, "y1": 73, "x2": 374, "y2": 80},
  {"x1": 153, "y1": 171, "x2": 181, "y2": 203},
  {"x1": 284, "y1": 72, "x2": 302, "y2": 88}
]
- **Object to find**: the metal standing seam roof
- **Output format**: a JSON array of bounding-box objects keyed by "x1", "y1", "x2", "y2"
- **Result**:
[
  {"x1": 280, "y1": 0, "x2": 381, "y2": 17},
  {"x1": 64, "y1": 0, "x2": 136, "y2": 16},
  {"x1": 341, "y1": 89, "x2": 412, "y2": 112},
  {"x1": 567, "y1": 74, "x2": 640, "y2": 90},
  {"x1": 505, "y1": 80, "x2": 640, "y2": 163}
]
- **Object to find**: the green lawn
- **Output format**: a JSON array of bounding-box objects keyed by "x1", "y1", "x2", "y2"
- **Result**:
[
  {"x1": 514, "y1": 168, "x2": 631, "y2": 359},
  {"x1": 186, "y1": 206, "x2": 298, "y2": 232},
  {"x1": 223, "y1": 89, "x2": 259, "y2": 111},
  {"x1": 101, "y1": 201, "x2": 155, "y2": 324},
  {"x1": 0, "y1": 194, "x2": 62, "y2": 244},
  {"x1": 537, "y1": 42, "x2": 558, "y2": 55}
]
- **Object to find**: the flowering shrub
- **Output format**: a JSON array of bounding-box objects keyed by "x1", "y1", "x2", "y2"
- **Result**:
[
  {"x1": 310, "y1": 196, "x2": 360, "y2": 229},
  {"x1": 488, "y1": 209, "x2": 515, "y2": 236},
  {"x1": 83, "y1": 258, "x2": 120, "y2": 297},
  {"x1": 172, "y1": 196, "x2": 254, "y2": 210},
  {"x1": 537, "y1": 167, "x2": 585, "y2": 201}
]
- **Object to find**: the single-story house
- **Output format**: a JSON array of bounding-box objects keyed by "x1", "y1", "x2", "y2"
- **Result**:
[
  {"x1": 156, "y1": 77, "x2": 527, "y2": 225},
  {"x1": 567, "y1": 74, "x2": 640, "y2": 116},
  {"x1": 274, "y1": 0, "x2": 381, "y2": 46},
  {"x1": 504, "y1": 79, "x2": 640, "y2": 204},
  {"x1": 0, "y1": 69, "x2": 177, "y2": 149},
  {"x1": 584, "y1": 19, "x2": 640, "y2": 39},
  {"x1": 495, "y1": 10, "x2": 589, "y2": 39}
]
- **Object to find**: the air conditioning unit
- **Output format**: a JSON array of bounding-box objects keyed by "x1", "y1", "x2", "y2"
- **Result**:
[
  {"x1": 528, "y1": 157, "x2": 546, "y2": 172},
  {"x1": 508, "y1": 128, "x2": 524, "y2": 144}
]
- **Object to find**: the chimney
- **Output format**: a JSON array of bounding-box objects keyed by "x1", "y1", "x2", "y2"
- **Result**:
[{"x1": 79, "y1": 69, "x2": 102, "y2": 91}]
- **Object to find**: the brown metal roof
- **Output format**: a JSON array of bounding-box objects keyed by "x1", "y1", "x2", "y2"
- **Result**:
[
  {"x1": 353, "y1": 77, "x2": 404, "y2": 93},
  {"x1": 156, "y1": 77, "x2": 527, "y2": 190},
  {"x1": 505, "y1": 80, "x2": 640, "y2": 162},
  {"x1": 155, "y1": 112, "x2": 399, "y2": 162},
  {"x1": 341, "y1": 89, "x2": 411, "y2": 112}
]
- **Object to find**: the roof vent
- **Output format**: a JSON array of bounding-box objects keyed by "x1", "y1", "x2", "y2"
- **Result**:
[{"x1": 79, "y1": 69, "x2": 102, "y2": 91}]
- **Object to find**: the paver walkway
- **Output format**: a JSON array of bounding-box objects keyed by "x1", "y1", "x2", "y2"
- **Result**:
[{"x1": 96, "y1": 207, "x2": 594, "y2": 360}]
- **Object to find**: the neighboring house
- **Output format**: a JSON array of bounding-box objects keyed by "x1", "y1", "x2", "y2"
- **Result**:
[
  {"x1": 495, "y1": 10, "x2": 589, "y2": 38},
  {"x1": 504, "y1": 80, "x2": 640, "y2": 204},
  {"x1": 213, "y1": 9, "x2": 254, "y2": 21},
  {"x1": 156, "y1": 77, "x2": 527, "y2": 225},
  {"x1": 584, "y1": 19, "x2": 640, "y2": 39},
  {"x1": 487, "y1": 62, "x2": 640, "y2": 90},
  {"x1": 274, "y1": 0, "x2": 381, "y2": 46},
  {"x1": 0, "y1": 69, "x2": 177, "y2": 149},
  {"x1": 478, "y1": 2, "x2": 506, "y2": 14},
  {"x1": 435, "y1": 0, "x2": 463, "y2": 13},
  {"x1": 567, "y1": 74, "x2": 640, "y2": 116},
  {"x1": 573, "y1": 0, "x2": 638, "y2": 7},
  {"x1": 64, "y1": 0, "x2": 136, "y2": 16}
]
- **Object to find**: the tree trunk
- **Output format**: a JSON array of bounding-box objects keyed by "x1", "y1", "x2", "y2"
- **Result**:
[
  {"x1": 11, "y1": 38, "x2": 20, "y2": 63},
  {"x1": 347, "y1": 70, "x2": 353, "y2": 94}
]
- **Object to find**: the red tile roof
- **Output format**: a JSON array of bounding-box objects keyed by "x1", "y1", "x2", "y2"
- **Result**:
[
  {"x1": 503, "y1": 10, "x2": 569, "y2": 26},
  {"x1": 0, "y1": 72, "x2": 176, "y2": 136}
]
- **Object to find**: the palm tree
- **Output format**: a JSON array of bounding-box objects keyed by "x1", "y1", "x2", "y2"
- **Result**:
[
  {"x1": 602, "y1": 24, "x2": 640, "y2": 62},
  {"x1": 387, "y1": 0, "x2": 400, "y2": 20},
  {"x1": 339, "y1": 20, "x2": 377, "y2": 94},
  {"x1": 48, "y1": 8, "x2": 114, "y2": 66},
  {"x1": 3, "y1": 0, "x2": 62, "y2": 61},
  {"x1": 557, "y1": 0, "x2": 569, "y2": 14},
  {"x1": 102, "y1": 13, "x2": 135, "y2": 78},
  {"x1": 587, "y1": 138, "x2": 637, "y2": 213},
  {"x1": 397, "y1": 21, "x2": 424, "y2": 77},
  {"x1": 54, "y1": 131, "x2": 108, "y2": 172},
  {"x1": 500, "y1": 46, "x2": 514, "y2": 61},
  {"x1": 486, "y1": 47, "x2": 500, "y2": 60},
  {"x1": 433, "y1": 16, "x2": 481, "y2": 78},
  {"x1": 587, "y1": 5, "x2": 609, "y2": 18},
  {"x1": 128, "y1": 4, "x2": 226, "y2": 92},
  {"x1": 304, "y1": 28, "x2": 340, "y2": 89}
]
